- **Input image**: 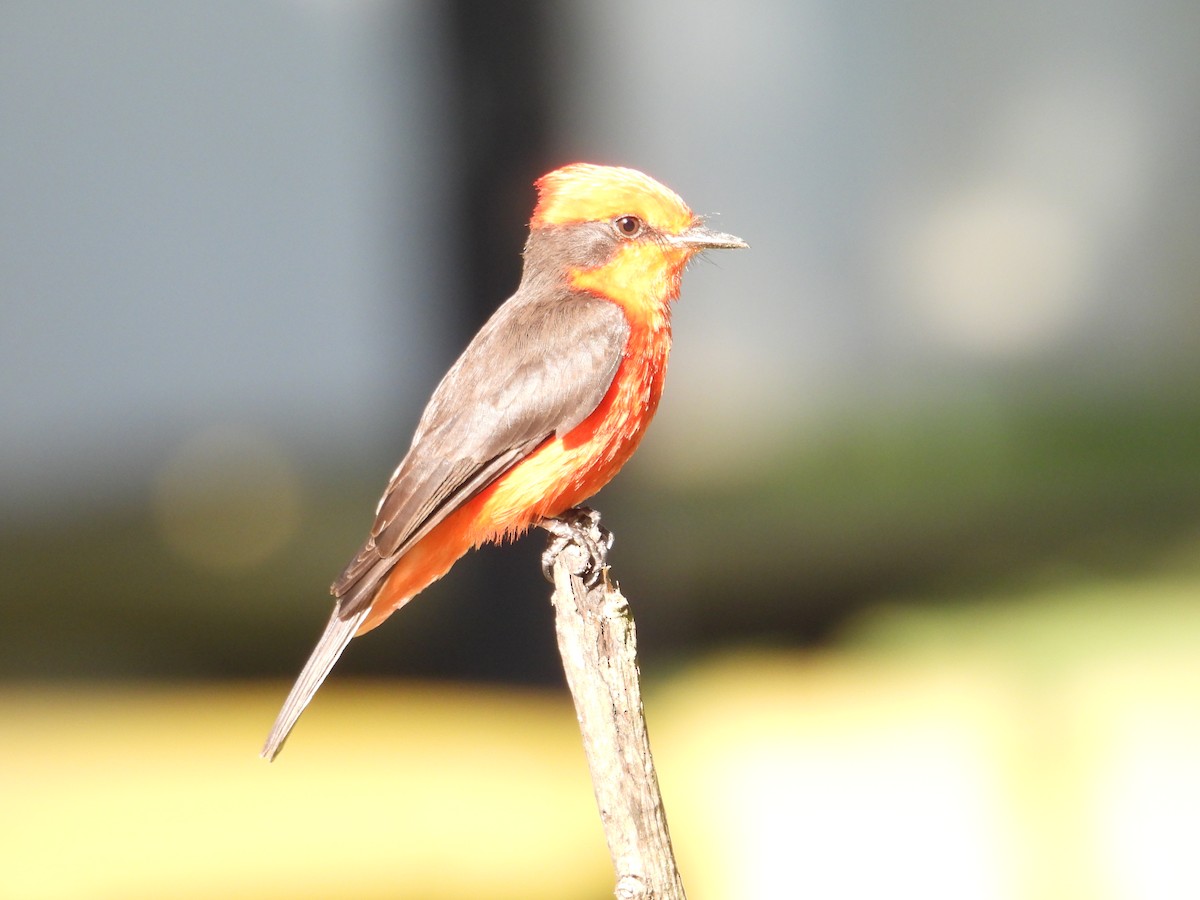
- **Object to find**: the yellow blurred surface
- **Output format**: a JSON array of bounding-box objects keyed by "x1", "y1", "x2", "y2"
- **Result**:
[
  {"x1": 4, "y1": 573, "x2": 1200, "y2": 899},
  {"x1": 0, "y1": 683, "x2": 609, "y2": 900}
]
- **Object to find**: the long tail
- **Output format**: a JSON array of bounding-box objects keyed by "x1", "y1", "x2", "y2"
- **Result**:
[{"x1": 261, "y1": 604, "x2": 370, "y2": 761}]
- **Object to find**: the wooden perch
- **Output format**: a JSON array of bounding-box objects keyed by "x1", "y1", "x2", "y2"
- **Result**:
[{"x1": 545, "y1": 512, "x2": 686, "y2": 900}]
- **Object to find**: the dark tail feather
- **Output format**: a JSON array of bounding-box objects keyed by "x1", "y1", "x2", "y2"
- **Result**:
[{"x1": 261, "y1": 605, "x2": 370, "y2": 761}]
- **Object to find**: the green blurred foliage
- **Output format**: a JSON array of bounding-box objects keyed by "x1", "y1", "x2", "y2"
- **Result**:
[{"x1": 4, "y1": 377, "x2": 1198, "y2": 682}]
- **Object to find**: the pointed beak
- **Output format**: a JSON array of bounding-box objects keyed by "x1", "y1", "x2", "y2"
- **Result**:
[{"x1": 672, "y1": 223, "x2": 749, "y2": 251}]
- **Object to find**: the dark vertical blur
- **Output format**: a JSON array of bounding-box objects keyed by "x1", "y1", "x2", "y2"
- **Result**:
[{"x1": 414, "y1": 2, "x2": 564, "y2": 685}]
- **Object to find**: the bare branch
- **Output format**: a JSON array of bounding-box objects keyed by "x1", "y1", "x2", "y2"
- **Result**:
[{"x1": 547, "y1": 527, "x2": 686, "y2": 900}]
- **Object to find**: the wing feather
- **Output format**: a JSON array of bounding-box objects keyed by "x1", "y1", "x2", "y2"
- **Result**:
[{"x1": 332, "y1": 290, "x2": 629, "y2": 616}]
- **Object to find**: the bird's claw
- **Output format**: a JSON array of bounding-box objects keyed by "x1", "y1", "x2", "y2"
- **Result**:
[{"x1": 540, "y1": 507, "x2": 613, "y2": 586}]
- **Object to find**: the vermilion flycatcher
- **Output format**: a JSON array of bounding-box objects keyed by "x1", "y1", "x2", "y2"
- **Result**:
[{"x1": 263, "y1": 163, "x2": 746, "y2": 759}]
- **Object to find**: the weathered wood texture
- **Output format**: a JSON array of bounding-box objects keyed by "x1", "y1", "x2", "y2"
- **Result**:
[{"x1": 549, "y1": 534, "x2": 686, "y2": 900}]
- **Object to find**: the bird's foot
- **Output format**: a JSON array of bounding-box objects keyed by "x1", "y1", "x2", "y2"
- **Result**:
[{"x1": 539, "y1": 507, "x2": 613, "y2": 586}]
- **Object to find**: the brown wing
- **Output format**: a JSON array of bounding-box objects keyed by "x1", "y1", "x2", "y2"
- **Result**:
[{"x1": 333, "y1": 290, "x2": 630, "y2": 617}]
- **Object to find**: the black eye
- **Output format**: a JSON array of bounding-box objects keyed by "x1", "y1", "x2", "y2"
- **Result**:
[{"x1": 614, "y1": 215, "x2": 643, "y2": 238}]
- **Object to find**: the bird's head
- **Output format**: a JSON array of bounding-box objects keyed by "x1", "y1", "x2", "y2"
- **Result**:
[{"x1": 524, "y1": 163, "x2": 747, "y2": 328}]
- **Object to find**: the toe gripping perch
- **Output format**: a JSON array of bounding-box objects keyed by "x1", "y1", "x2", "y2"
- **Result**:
[{"x1": 539, "y1": 506, "x2": 614, "y2": 587}]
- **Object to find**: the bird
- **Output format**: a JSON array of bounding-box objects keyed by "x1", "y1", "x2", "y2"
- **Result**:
[{"x1": 262, "y1": 163, "x2": 747, "y2": 760}]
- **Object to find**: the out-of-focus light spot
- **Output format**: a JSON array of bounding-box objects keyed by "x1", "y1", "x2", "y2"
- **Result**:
[
  {"x1": 1086, "y1": 665, "x2": 1200, "y2": 900},
  {"x1": 894, "y1": 184, "x2": 1093, "y2": 357},
  {"x1": 152, "y1": 425, "x2": 303, "y2": 572},
  {"x1": 721, "y1": 733, "x2": 1010, "y2": 899},
  {"x1": 661, "y1": 659, "x2": 1018, "y2": 900},
  {"x1": 990, "y1": 77, "x2": 1152, "y2": 229}
]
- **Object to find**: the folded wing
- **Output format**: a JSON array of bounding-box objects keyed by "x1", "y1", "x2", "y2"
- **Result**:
[{"x1": 334, "y1": 291, "x2": 630, "y2": 617}]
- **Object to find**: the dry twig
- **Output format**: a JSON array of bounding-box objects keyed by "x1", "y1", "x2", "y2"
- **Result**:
[{"x1": 545, "y1": 512, "x2": 686, "y2": 900}]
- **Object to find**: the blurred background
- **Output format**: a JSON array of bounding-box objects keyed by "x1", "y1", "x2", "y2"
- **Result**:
[{"x1": 3, "y1": 1, "x2": 1200, "y2": 897}]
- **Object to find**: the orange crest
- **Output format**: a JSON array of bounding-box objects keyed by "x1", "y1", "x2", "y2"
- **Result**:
[{"x1": 531, "y1": 163, "x2": 696, "y2": 235}]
